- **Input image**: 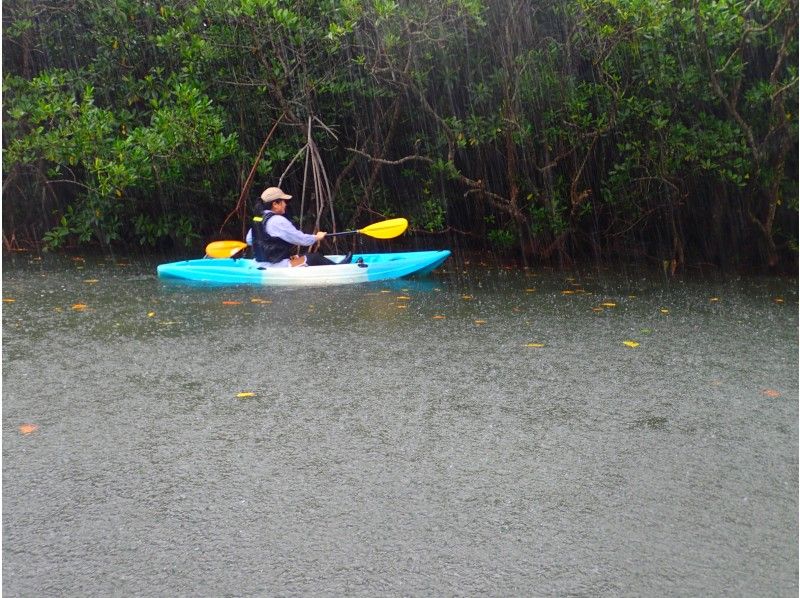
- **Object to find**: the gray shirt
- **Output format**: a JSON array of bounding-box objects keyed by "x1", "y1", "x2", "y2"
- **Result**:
[{"x1": 246, "y1": 212, "x2": 318, "y2": 267}]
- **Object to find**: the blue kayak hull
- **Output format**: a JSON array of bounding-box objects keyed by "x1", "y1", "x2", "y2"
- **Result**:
[{"x1": 157, "y1": 250, "x2": 451, "y2": 287}]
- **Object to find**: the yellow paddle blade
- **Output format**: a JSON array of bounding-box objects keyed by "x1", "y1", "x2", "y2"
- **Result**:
[
  {"x1": 357, "y1": 218, "x2": 408, "y2": 239},
  {"x1": 206, "y1": 240, "x2": 248, "y2": 258}
]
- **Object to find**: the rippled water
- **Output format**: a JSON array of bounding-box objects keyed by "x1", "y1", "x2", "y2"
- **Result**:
[{"x1": 3, "y1": 253, "x2": 798, "y2": 596}]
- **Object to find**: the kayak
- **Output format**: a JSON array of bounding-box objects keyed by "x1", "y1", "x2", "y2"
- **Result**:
[{"x1": 157, "y1": 250, "x2": 451, "y2": 287}]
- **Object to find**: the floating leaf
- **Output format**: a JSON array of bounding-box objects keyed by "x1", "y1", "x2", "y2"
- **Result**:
[
  {"x1": 762, "y1": 389, "x2": 781, "y2": 398},
  {"x1": 474, "y1": 319, "x2": 487, "y2": 325},
  {"x1": 601, "y1": 302, "x2": 617, "y2": 308},
  {"x1": 396, "y1": 295, "x2": 411, "y2": 300},
  {"x1": 71, "y1": 303, "x2": 88, "y2": 310},
  {"x1": 525, "y1": 343, "x2": 545, "y2": 348},
  {"x1": 623, "y1": 340, "x2": 640, "y2": 348},
  {"x1": 710, "y1": 297, "x2": 720, "y2": 302},
  {"x1": 3, "y1": 298, "x2": 15, "y2": 303},
  {"x1": 773, "y1": 297, "x2": 785, "y2": 304},
  {"x1": 561, "y1": 290, "x2": 575, "y2": 295},
  {"x1": 461, "y1": 295, "x2": 473, "y2": 300},
  {"x1": 147, "y1": 311, "x2": 156, "y2": 317},
  {"x1": 222, "y1": 300, "x2": 242, "y2": 305},
  {"x1": 525, "y1": 288, "x2": 536, "y2": 293},
  {"x1": 432, "y1": 315, "x2": 446, "y2": 319},
  {"x1": 237, "y1": 392, "x2": 256, "y2": 398},
  {"x1": 660, "y1": 308, "x2": 670, "y2": 314},
  {"x1": 19, "y1": 423, "x2": 38, "y2": 435}
]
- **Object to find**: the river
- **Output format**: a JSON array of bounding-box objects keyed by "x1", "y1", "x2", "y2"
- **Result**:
[{"x1": 2, "y1": 253, "x2": 797, "y2": 596}]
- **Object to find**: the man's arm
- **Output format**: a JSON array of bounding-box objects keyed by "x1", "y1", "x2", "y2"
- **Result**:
[{"x1": 266, "y1": 215, "x2": 319, "y2": 247}]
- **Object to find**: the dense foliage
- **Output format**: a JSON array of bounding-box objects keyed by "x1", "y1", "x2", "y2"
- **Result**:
[{"x1": 3, "y1": 0, "x2": 797, "y2": 270}]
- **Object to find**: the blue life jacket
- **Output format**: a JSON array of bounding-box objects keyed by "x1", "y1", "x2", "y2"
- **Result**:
[{"x1": 251, "y1": 211, "x2": 294, "y2": 263}]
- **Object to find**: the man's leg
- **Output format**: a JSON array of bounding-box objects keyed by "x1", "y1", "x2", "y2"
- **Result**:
[{"x1": 304, "y1": 253, "x2": 338, "y2": 266}]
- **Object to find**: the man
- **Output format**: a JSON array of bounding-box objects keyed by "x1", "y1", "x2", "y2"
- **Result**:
[{"x1": 247, "y1": 186, "x2": 352, "y2": 267}]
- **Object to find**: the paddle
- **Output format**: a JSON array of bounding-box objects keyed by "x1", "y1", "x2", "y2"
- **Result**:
[
  {"x1": 326, "y1": 218, "x2": 408, "y2": 239},
  {"x1": 205, "y1": 218, "x2": 408, "y2": 258},
  {"x1": 205, "y1": 240, "x2": 248, "y2": 258}
]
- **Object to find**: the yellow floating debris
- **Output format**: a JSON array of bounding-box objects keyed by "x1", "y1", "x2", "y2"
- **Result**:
[
  {"x1": 3, "y1": 298, "x2": 15, "y2": 303},
  {"x1": 660, "y1": 308, "x2": 670, "y2": 314},
  {"x1": 432, "y1": 315, "x2": 446, "y2": 319},
  {"x1": 83, "y1": 279, "x2": 99, "y2": 284},
  {"x1": 237, "y1": 392, "x2": 256, "y2": 398},
  {"x1": 591, "y1": 307, "x2": 603, "y2": 312},
  {"x1": 461, "y1": 295, "x2": 474, "y2": 300},
  {"x1": 623, "y1": 340, "x2": 640, "y2": 348},
  {"x1": 601, "y1": 302, "x2": 617, "y2": 308},
  {"x1": 250, "y1": 298, "x2": 272, "y2": 304},
  {"x1": 147, "y1": 311, "x2": 156, "y2": 318},
  {"x1": 525, "y1": 288, "x2": 536, "y2": 292},
  {"x1": 396, "y1": 304, "x2": 408, "y2": 309},
  {"x1": 762, "y1": 389, "x2": 781, "y2": 398},
  {"x1": 710, "y1": 297, "x2": 720, "y2": 302},
  {"x1": 19, "y1": 423, "x2": 38, "y2": 435},
  {"x1": 71, "y1": 303, "x2": 88, "y2": 310},
  {"x1": 474, "y1": 319, "x2": 487, "y2": 325},
  {"x1": 222, "y1": 300, "x2": 242, "y2": 305},
  {"x1": 396, "y1": 295, "x2": 411, "y2": 300},
  {"x1": 525, "y1": 343, "x2": 545, "y2": 348},
  {"x1": 561, "y1": 290, "x2": 575, "y2": 295},
  {"x1": 773, "y1": 297, "x2": 785, "y2": 304}
]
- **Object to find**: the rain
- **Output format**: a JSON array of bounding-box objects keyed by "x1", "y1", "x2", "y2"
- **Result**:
[{"x1": 3, "y1": 1, "x2": 798, "y2": 596}]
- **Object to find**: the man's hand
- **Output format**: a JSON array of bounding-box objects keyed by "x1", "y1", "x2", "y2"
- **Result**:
[{"x1": 314, "y1": 231, "x2": 327, "y2": 242}]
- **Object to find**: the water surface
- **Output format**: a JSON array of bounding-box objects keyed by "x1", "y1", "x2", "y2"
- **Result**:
[{"x1": 3, "y1": 254, "x2": 797, "y2": 596}]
